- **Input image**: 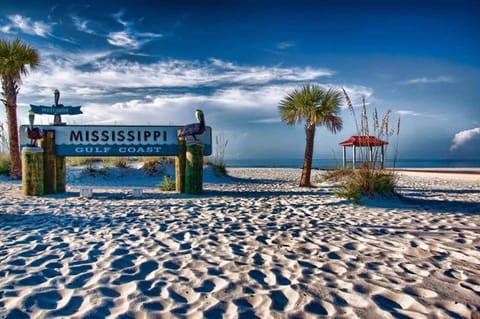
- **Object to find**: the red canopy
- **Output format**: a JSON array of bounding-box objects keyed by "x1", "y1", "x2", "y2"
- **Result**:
[{"x1": 339, "y1": 135, "x2": 388, "y2": 147}]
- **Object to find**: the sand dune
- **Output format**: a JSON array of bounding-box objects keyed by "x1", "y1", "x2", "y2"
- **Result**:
[{"x1": 0, "y1": 167, "x2": 479, "y2": 318}]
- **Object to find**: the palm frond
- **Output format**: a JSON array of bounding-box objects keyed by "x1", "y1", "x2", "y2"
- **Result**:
[
  {"x1": 279, "y1": 84, "x2": 343, "y2": 134},
  {"x1": 0, "y1": 38, "x2": 39, "y2": 82}
]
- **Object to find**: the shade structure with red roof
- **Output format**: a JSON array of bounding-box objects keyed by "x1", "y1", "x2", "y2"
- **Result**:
[{"x1": 339, "y1": 135, "x2": 388, "y2": 168}]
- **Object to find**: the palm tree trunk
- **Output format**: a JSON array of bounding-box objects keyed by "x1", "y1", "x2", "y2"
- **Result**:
[
  {"x1": 5, "y1": 89, "x2": 22, "y2": 179},
  {"x1": 300, "y1": 123, "x2": 315, "y2": 187}
]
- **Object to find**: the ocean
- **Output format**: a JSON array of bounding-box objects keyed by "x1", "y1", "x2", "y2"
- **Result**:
[{"x1": 224, "y1": 158, "x2": 480, "y2": 169}]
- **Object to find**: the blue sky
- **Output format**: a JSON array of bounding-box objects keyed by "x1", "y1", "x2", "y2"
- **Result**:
[{"x1": 1, "y1": 0, "x2": 479, "y2": 161}]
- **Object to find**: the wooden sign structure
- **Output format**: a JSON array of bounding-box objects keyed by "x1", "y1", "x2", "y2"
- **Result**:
[{"x1": 21, "y1": 94, "x2": 210, "y2": 196}]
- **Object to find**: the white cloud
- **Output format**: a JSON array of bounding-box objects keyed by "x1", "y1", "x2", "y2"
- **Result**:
[
  {"x1": 340, "y1": 85, "x2": 374, "y2": 108},
  {"x1": 403, "y1": 76, "x2": 454, "y2": 85},
  {"x1": 64, "y1": 82, "x2": 364, "y2": 127},
  {"x1": 72, "y1": 16, "x2": 95, "y2": 34},
  {"x1": 277, "y1": 41, "x2": 295, "y2": 50},
  {"x1": 107, "y1": 29, "x2": 161, "y2": 49},
  {"x1": 22, "y1": 54, "x2": 334, "y2": 98},
  {"x1": 3, "y1": 15, "x2": 52, "y2": 37},
  {"x1": 250, "y1": 117, "x2": 282, "y2": 124},
  {"x1": 0, "y1": 25, "x2": 11, "y2": 33},
  {"x1": 16, "y1": 48, "x2": 372, "y2": 134},
  {"x1": 107, "y1": 31, "x2": 140, "y2": 48},
  {"x1": 396, "y1": 110, "x2": 422, "y2": 116},
  {"x1": 106, "y1": 11, "x2": 162, "y2": 49},
  {"x1": 113, "y1": 10, "x2": 128, "y2": 27},
  {"x1": 450, "y1": 127, "x2": 480, "y2": 151}
]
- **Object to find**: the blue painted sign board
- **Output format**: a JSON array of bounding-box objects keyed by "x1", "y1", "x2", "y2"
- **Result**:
[
  {"x1": 30, "y1": 104, "x2": 82, "y2": 115},
  {"x1": 20, "y1": 125, "x2": 212, "y2": 157}
]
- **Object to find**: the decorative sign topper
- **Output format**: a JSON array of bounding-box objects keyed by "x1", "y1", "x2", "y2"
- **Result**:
[{"x1": 29, "y1": 89, "x2": 82, "y2": 125}]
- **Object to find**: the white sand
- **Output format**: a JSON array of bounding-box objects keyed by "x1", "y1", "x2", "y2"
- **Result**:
[{"x1": 0, "y1": 166, "x2": 479, "y2": 318}]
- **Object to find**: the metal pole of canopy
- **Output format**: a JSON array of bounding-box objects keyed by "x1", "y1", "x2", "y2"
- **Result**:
[{"x1": 352, "y1": 145, "x2": 356, "y2": 169}]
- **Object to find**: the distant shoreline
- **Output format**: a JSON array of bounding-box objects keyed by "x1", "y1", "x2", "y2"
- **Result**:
[
  {"x1": 225, "y1": 158, "x2": 480, "y2": 170},
  {"x1": 393, "y1": 168, "x2": 480, "y2": 174}
]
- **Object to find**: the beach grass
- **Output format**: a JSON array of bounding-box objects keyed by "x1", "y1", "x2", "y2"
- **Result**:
[
  {"x1": 157, "y1": 174, "x2": 176, "y2": 191},
  {"x1": 0, "y1": 154, "x2": 10, "y2": 175},
  {"x1": 332, "y1": 165, "x2": 397, "y2": 203}
]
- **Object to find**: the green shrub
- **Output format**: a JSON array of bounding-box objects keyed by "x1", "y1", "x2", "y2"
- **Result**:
[
  {"x1": 334, "y1": 165, "x2": 397, "y2": 203},
  {"x1": 0, "y1": 155, "x2": 11, "y2": 175},
  {"x1": 336, "y1": 180, "x2": 362, "y2": 204},
  {"x1": 157, "y1": 175, "x2": 175, "y2": 191}
]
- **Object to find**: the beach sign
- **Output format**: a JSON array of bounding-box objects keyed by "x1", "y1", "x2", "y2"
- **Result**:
[
  {"x1": 30, "y1": 89, "x2": 82, "y2": 125},
  {"x1": 29, "y1": 104, "x2": 82, "y2": 115},
  {"x1": 19, "y1": 125, "x2": 212, "y2": 157}
]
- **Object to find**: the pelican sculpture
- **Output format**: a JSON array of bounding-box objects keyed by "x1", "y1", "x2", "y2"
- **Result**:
[
  {"x1": 26, "y1": 111, "x2": 43, "y2": 146},
  {"x1": 178, "y1": 109, "x2": 206, "y2": 141}
]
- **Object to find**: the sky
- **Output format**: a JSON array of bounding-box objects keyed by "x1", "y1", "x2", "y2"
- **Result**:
[{"x1": 1, "y1": 0, "x2": 479, "y2": 161}]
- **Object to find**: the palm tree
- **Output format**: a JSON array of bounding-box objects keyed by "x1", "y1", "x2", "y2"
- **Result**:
[
  {"x1": 279, "y1": 84, "x2": 343, "y2": 187},
  {"x1": 0, "y1": 38, "x2": 40, "y2": 179}
]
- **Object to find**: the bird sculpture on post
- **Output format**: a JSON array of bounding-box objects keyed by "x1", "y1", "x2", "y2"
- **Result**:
[
  {"x1": 26, "y1": 111, "x2": 43, "y2": 147},
  {"x1": 177, "y1": 109, "x2": 206, "y2": 141}
]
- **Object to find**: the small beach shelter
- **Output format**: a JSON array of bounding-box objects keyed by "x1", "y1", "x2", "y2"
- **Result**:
[{"x1": 339, "y1": 136, "x2": 388, "y2": 168}]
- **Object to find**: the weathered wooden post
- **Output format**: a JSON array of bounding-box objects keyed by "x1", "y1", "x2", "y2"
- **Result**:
[
  {"x1": 175, "y1": 137, "x2": 186, "y2": 193},
  {"x1": 22, "y1": 147, "x2": 44, "y2": 196},
  {"x1": 56, "y1": 156, "x2": 66, "y2": 193},
  {"x1": 185, "y1": 142, "x2": 204, "y2": 194},
  {"x1": 39, "y1": 130, "x2": 57, "y2": 194}
]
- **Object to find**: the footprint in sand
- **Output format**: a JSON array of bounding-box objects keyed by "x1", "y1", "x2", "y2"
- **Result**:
[
  {"x1": 69, "y1": 264, "x2": 92, "y2": 276},
  {"x1": 336, "y1": 291, "x2": 370, "y2": 308},
  {"x1": 343, "y1": 241, "x2": 367, "y2": 251},
  {"x1": 142, "y1": 301, "x2": 164, "y2": 311},
  {"x1": 271, "y1": 268, "x2": 291, "y2": 286},
  {"x1": 194, "y1": 279, "x2": 216, "y2": 293},
  {"x1": 65, "y1": 272, "x2": 93, "y2": 289},
  {"x1": 16, "y1": 273, "x2": 47, "y2": 286},
  {"x1": 3, "y1": 308, "x2": 30, "y2": 319},
  {"x1": 29, "y1": 254, "x2": 60, "y2": 267},
  {"x1": 22, "y1": 289, "x2": 62, "y2": 311},
  {"x1": 47, "y1": 295, "x2": 84, "y2": 317},
  {"x1": 372, "y1": 290, "x2": 427, "y2": 313},
  {"x1": 322, "y1": 262, "x2": 347, "y2": 276},
  {"x1": 444, "y1": 268, "x2": 467, "y2": 280},
  {"x1": 112, "y1": 260, "x2": 159, "y2": 285},
  {"x1": 248, "y1": 269, "x2": 268, "y2": 287},
  {"x1": 110, "y1": 254, "x2": 138, "y2": 270},
  {"x1": 82, "y1": 299, "x2": 115, "y2": 318},
  {"x1": 403, "y1": 286, "x2": 438, "y2": 298},
  {"x1": 168, "y1": 284, "x2": 200, "y2": 304},
  {"x1": 270, "y1": 290, "x2": 289, "y2": 311},
  {"x1": 304, "y1": 300, "x2": 335, "y2": 316},
  {"x1": 97, "y1": 287, "x2": 121, "y2": 298},
  {"x1": 7, "y1": 258, "x2": 26, "y2": 266},
  {"x1": 137, "y1": 280, "x2": 166, "y2": 297}
]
